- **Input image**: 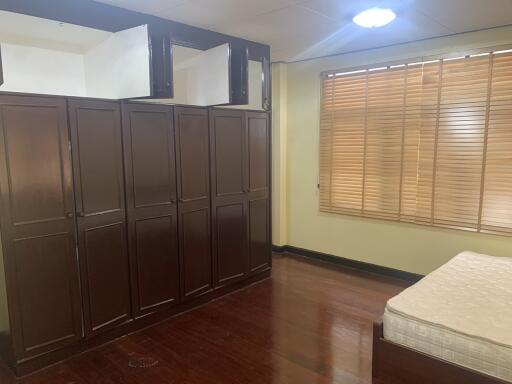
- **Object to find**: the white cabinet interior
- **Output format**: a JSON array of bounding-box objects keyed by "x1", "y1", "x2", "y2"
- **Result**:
[
  {"x1": 152, "y1": 44, "x2": 231, "y2": 106},
  {"x1": 0, "y1": 11, "x2": 151, "y2": 99},
  {"x1": 148, "y1": 45, "x2": 264, "y2": 110}
]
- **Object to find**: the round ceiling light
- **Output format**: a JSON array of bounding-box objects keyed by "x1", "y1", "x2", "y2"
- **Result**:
[{"x1": 353, "y1": 7, "x2": 396, "y2": 28}]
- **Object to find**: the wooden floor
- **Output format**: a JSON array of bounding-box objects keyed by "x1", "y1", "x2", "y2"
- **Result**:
[{"x1": 0, "y1": 253, "x2": 409, "y2": 384}]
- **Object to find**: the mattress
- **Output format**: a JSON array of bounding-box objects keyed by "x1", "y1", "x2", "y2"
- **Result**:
[{"x1": 383, "y1": 251, "x2": 512, "y2": 382}]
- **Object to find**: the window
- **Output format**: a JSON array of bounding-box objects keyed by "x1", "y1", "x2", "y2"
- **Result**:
[{"x1": 319, "y1": 50, "x2": 512, "y2": 235}]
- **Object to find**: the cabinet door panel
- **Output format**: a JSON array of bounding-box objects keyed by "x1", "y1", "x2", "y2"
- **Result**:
[
  {"x1": 13, "y1": 233, "x2": 79, "y2": 355},
  {"x1": 216, "y1": 203, "x2": 247, "y2": 285},
  {"x1": 262, "y1": 57, "x2": 271, "y2": 111},
  {"x1": 73, "y1": 108, "x2": 123, "y2": 214},
  {"x1": 211, "y1": 110, "x2": 245, "y2": 197},
  {"x1": 230, "y1": 47, "x2": 249, "y2": 105},
  {"x1": 4, "y1": 106, "x2": 67, "y2": 224},
  {"x1": 176, "y1": 109, "x2": 210, "y2": 202},
  {"x1": 249, "y1": 197, "x2": 271, "y2": 273},
  {"x1": 0, "y1": 95, "x2": 81, "y2": 359},
  {"x1": 69, "y1": 99, "x2": 131, "y2": 336},
  {"x1": 174, "y1": 107, "x2": 212, "y2": 301},
  {"x1": 122, "y1": 103, "x2": 179, "y2": 316},
  {"x1": 83, "y1": 222, "x2": 130, "y2": 331},
  {"x1": 181, "y1": 208, "x2": 212, "y2": 298},
  {"x1": 135, "y1": 216, "x2": 179, "y2": 311},
  {"x1": 148, "y1": 29, "x2": 173, "y2": 99},
  {"x1": 130, "y1": 111, "x2": 175, "y2": 208},
  {"x1": 247, "y1": 112, "x2": 269, "y2": 193}
]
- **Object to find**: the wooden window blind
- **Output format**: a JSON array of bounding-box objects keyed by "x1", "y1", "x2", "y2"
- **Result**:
[{"x1": 320, "y1": 50, "x2": 512, "y2": 236}]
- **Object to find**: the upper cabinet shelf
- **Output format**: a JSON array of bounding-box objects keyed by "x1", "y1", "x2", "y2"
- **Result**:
[{"x1": 0, "y1": 10, "x2": 270, "y2": 109}]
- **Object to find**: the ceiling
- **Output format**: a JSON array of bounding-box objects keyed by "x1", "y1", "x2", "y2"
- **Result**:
[{"x1": 95, "y1": 0, "x2": 512, "y2": 62}]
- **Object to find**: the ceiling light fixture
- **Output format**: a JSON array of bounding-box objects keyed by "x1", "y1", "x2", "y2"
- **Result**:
[{"x1": 353, "y1": 7, "x2": 396, "y2": 28}]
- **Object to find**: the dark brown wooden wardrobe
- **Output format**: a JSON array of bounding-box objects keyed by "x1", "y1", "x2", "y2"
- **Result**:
[
  {"x1": 122, "y1": 102, "x2": 179, "y2": 317},
  {"x1": 0, "y1": 95, "x2": 82, "y2": 361},
  {"x1": 0, "y1": 97, "x2": 270, "y2": 376},
  {"x1": 210, "y1": 109, "x2": 271, "y2": 288},
  {"x1": 68, "y1": 99, "x2": 132, "y2": 336},
  {"x1": 174, "y1": 106, "x2": 213, "y2": 301}
]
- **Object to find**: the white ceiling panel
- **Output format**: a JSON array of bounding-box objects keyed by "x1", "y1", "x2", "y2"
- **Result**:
[
  {"x1": 415, "y1": 0, "x2": 512, "y2": 32},
  {"x1": 94, "y1": 0, "x2": 512, "y2": 62},
  {"x1": 158, "y1": 0, "x2": 300, "y2": 30},
  {"x1": 283, "y1": 4, "x2": 453, "y2": 61},
  {"x1": 98, "y1": 0, "x2": 187, "y2": 15},
  {"x1": 299, "y1": 0, "x2": 386, "y2": 23},
  {"x1": 217, "y1": 5, "x2": 344, "y2": 52}
]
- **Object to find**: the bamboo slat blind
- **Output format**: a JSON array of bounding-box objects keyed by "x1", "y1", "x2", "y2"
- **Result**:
[{"x1": 319, "y1": 51, "x2": 512, "y2": 235}]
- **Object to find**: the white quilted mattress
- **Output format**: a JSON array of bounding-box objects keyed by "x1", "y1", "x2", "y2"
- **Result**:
[{"x1": 383, "y1": 251, "x2": 512, "y2": 382}]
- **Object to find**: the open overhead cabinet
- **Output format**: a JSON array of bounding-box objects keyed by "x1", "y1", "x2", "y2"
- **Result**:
[
  {"x1": 150, "y1": 43, "x2": 269, "y2": 110},
  {"x1": 0, "y1": 10, "x2": 269, "y2": 109},
  {"x1": 0, "y1": 10, "x2": 154, "y2": 99},
  {"x1": 167, "y1": 43, "x2": 232, "y2": 106}
]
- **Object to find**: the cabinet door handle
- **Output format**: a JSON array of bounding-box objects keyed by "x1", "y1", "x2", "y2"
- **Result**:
[
  {"x1": 65, "y1": 212, "x2": 73, "y2": 219},
  {"x1": 77, "y1": 212, "x2": 85, "y2": 218}
]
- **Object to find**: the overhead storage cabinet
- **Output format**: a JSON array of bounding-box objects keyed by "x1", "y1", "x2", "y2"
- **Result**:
[
  {"x1": 0, "y1": 11, "x2": 158, "y2": 99},
  {"x1": 0, "y1": 10, "x2": 269, "y2": 109}
]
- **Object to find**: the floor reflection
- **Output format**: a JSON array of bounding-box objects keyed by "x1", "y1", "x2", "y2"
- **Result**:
[{"x1": 0, "y1": 253, "x2": 408, "y2": 384}]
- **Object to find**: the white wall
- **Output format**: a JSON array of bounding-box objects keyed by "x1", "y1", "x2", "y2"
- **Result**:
[
  {"x1": 274, "y1": 26, "x2": 512, "y2": 275},
  {"x1": 0, "y1": 43, "x2": 87, "y2": 96}
]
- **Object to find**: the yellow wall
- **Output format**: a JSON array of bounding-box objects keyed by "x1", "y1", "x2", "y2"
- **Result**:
[
  {"x1": 272, "y1": 63, "x2": 288, "y2": 246},
  {"x1": 274, "y1": 26, "x2": 512, "y2": 275}
]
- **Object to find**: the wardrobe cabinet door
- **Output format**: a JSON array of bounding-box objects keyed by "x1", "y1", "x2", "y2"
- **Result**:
[
  {"x1": 210, "y1": 109, "x2": 248, "y2": 287},
  {"x1": 211, "y1": 110, "x2": 245, "y2": 197},
  {"x1": 122, "y1": 103, "x2": 179, "y2": 317},
  {"x1": 0, "y1": 95, "x2": 82, "y2": 360},
  {"x1": 246, "y1": 112, "x2": 270, "y2": 193},
  {"x1": 68, "y1": 99, "x2": 131, "y2": 336},
  {"x1": 246, "y1": 112, "x2": 271, "y2": 274},
  {"x1": 174, "y1": 106, "x2": 212, "y2": 301},
  {"x1": 248, "y1": 197, "x2": 271, "y2": 273},
  {"x1": 214, "y1": 201, "x2": 247, "y2": 285}
]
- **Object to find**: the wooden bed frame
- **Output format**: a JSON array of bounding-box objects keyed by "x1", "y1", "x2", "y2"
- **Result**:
[{"x1": 372, "y1": 318, "x2": 509, "y2": 384}]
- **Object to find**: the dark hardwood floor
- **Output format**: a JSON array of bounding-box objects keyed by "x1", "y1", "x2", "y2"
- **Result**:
[{"x1": 0, "y1": 253, "x2": 409, "y2": 384}]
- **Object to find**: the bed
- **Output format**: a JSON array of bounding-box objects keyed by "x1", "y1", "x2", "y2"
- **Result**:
[{"x1": 372, "y1": 251, "x2": 512, "y2": 384}]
